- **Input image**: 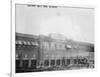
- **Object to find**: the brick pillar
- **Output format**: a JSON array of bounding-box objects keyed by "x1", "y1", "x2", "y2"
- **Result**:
[
  {"x1": 20, "y1": 60, "x2": 23, "y2": 67},
  {"x1": 55, "y1": 59, "x2": 56, "y2": 66},
  {"x1": 28, "y1": 59, "x2": 31, "y2": 68},
  {"x1": 49, "y1": 59, "x2": 51, "y2": 67},
  {"x1": 60, "y1": 59, "x2": 62, "y2": 66},
  {"x1": 65, "y1": 58, "x2": 67, "y2": 65}
]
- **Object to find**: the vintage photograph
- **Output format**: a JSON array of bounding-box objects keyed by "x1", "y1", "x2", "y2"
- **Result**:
[{"x1": 15, "y1": 4, "x2": 94, "y2": 73}]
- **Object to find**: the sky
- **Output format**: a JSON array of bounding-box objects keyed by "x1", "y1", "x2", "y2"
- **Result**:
[{"x1": 16, "y1": 4, "x2": 94, "y2": 43}]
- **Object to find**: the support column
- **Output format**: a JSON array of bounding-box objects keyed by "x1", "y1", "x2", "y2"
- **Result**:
[
  {"x1": 60, "y1": 59, "x2": 62, "y2": 66},
  {"x1": 55, "y1": 59, "x2": 56, "y2": 66},
  {"x1": 65, "y1": 58, "x2": 67, "y2": 65},
  {"x1": 49, "y1": 59, "x2": 51, "y2": 67},
  {"x1": 20, "y1": 60, "x2": 23, "y2": 68},
  {"x1": 28, "y1": 59, "x2": 31, "y2": 68}
]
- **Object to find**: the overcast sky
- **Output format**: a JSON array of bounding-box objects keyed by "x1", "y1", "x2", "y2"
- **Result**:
[{"x1": 16, "y1": 4, "x2": 94, "y2": 43}]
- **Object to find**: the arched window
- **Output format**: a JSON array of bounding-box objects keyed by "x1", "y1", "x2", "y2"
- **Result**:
[
  {"x1": 51, "y1": 60, "x2": 55, "y2": 66},
  {"x1": 44, "y1": 60, "x2": 49, "y2": 66},
  {"x1": 16, "y1": 59, "x2": 20, "y2": 69},
  {"x1": 22, "y1": 60, "x2": 29, "y2": 69},
  {"x1": 67, "y1": 59, "x2": 70, "y2": 65},
  {"x1": 62, "y1": 58, "x2": 65, "y2": 65},
  {"x1": 56, "y1": 59, "x2": 60, "y2": 65},
  {"x1": 31, "y1": 60, "x2": 37, "y2": 69}
]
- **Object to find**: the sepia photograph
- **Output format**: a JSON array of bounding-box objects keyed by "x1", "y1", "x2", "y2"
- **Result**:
[{"x1": 15, "y1": 4, "x2": 94, "y2": 73}]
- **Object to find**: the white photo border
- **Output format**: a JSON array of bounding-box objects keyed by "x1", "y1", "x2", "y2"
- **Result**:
[{"x1": 11, "y1": 0, "x2": 95, "y2": 77}]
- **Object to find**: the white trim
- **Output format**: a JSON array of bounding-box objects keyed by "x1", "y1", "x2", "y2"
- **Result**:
[{"x1": 13, "y1": 0, "x2": 95, "y2": 9}]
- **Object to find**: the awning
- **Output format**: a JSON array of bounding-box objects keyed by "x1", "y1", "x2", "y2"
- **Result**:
[
  {"x1": 27, "y1": 41, "x2": 31, "y2": 45},
  {"x1": 32, "y1": 42, "x2": 38, "y2": 46},
  {"x1": 67, "y1": 45, "x2": 72, "y2": 48},
  {"x1": 18, "y1": 40, "x2": 22, "y2": 45},
  {"x1": 23, "y1": 41, "x2": 27, "y2": 45}
]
